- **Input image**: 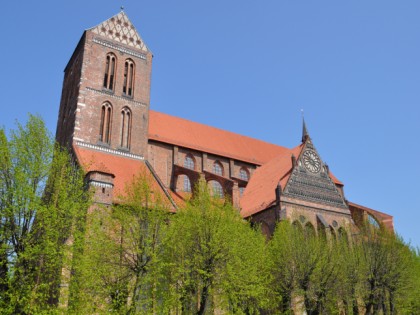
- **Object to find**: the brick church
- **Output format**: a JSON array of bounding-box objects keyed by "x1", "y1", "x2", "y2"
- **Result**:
[{"x1": 55, "y1": 11, "x2": 393, "y2": 238}]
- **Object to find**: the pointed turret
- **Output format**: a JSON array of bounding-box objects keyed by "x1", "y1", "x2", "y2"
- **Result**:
[{"x1": 302, "y1": 116, "x2": 310, "y2": 143}]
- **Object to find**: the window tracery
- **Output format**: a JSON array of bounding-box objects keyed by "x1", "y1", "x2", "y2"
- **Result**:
[
  {"x1": 120, "y1": 107, "x2": 131, "y2": 149},
  {"x1": 103, "y1": 53, "x2": 116, "y2": 91},
  {"x1": 184, "y1": 155, "x2": 195, "y2": 170},
  {"x1": 239, "y1": 167, "x2": 249, "y2": 181},
  {"x1": 99, "y1": 102, "x2": 112, "y2": 144},
  {"x1": 213, "y1": 161, "x2": 223, "y2": 176},
  {"x1": 123, "y1": 59, "x2": 135, "y2": 97}
]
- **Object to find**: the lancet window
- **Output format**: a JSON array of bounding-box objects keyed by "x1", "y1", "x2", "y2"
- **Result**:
[
  {"x1": 99, "y1": 102, "x2": 112, "y2": 144},
  {"x1": 120, "y1": 107, "x2": 132, "y2": 149},
  {"x1": 123, "y1": 59, "x2": 135, "y2": 97},
  {"x1": 103, "y1": 53, "x2": 116, "y2": 91}
]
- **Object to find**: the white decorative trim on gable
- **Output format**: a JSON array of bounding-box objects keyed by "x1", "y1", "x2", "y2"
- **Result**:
[
  {"x1": 75, "y1": 141, "x2": 144, "y2": 160},
  {"x1": 89, "y1": 12, "x2": 149, "y2": 52},
  {"x1": 88, "y1": 180, "x2": 114, "y2": 189}
]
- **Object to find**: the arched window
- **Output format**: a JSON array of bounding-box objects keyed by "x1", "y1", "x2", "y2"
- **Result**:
[
  {"x1": 367, "y1": 213, "x2": 380, "y2": 229},
  {"x1": 210, "y1": 180, "x2": 224, "y2": 198},
  {"x1": 123, "y1": 59, "x2": 135, "y2": 97},
  {"x1": 304, "y1": 222, "x2": 316, "y2": 238},
  {"x1": 183, "y1": 175, "x2": 192, "y2": 192},
  {"x1": 213, "y1": 161, "x2": 223, "y2": 176},
  {"x1": 120, "y1": 107, "x2": 131, "y2": 149},
  {"x1": 239, "y1": 187, "x2": 245, "y2": 196},
  {"x1": 239, "y1": 167, "x2": 249, "y2": 181},
  {"x1": 99, "y1": 103, "x2": 112, "y2": 144},
  {"x1": 103, "y1": 53, "x2": 116, "y2": 91},
  {"x1": 184, "y1": 155, "x2": 195, "y2": 170}
]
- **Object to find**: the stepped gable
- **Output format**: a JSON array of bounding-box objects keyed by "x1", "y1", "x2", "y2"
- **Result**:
[
  {"x1": 88, "y1": 11, "x2": 149, "y2": 52},
  {"x1": 149, "y1": 110, "x2": 294, "y2": 165},
  {"x1": 73, "y1": 144, "x2": 181, "y2": 209},
  {"x1": 240, "y1": 144, "x2": 304, "y2": 218}
]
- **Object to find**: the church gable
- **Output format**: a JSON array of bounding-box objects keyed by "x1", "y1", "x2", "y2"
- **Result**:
[
  {"x1": 283, "y1": 138, "x2": 349, "y2": 212},
  {"x1": 89, "y1": 12, "x2": 149, "y2": 52}
]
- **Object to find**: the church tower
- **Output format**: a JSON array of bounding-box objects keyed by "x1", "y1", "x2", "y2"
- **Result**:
[{"x1": 56, "y1": 11, "x2": 152, "y2": 158}]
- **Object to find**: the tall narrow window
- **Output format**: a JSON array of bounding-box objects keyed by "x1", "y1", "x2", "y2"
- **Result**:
[
  {"x1": 210, "y1": 180, "x2": 224, "y2": 198},
  {"x1": 120, "y1": 107, "x2": 132, "y2": 149},
  {"x1": 239, "y1": 167, "x2": 249, "y2": 181},
  {"x1": 103, "y1": 53, "x2": 116, "y2": 91},
  {"x1": 213, "y1": 161, "x2": 223, "y2": 176},
  {"x1": 183, "y1": 176, "x2": 192, "y2": 192},
  {"x1": 123, "y1": 59, "x2": 135, "y2": 97},
  {"x1": 99, "y1": 103, "x2": 112, "y2": 144},
  {"x1": 183, "y1": 155, "x2": 195, "y2": 192},
  {"x1": 184, "y1": 155, "x2": 195, "y2": 170}
]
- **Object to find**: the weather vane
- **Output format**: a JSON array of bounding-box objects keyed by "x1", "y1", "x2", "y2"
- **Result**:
[{"x1": 301, "y1": 109, "x2": 304, "y2": 118}]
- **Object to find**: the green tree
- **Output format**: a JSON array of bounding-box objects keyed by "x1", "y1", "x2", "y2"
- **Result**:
[
  {"x1": 268, "y1": 221, "x2": 352, "y2": 315},
  {"x1": 162, "y1": 179, "x2": 268, "y2": 314},
  {"x1": 357, "y1": 227, "x2": 416, "y2": 314},
  {"x1": 68, "y1": 171, "x2": 169, "y2": 314},
  {"x1": 0, "y1": 115, "x2": 89, "y2": 314}
]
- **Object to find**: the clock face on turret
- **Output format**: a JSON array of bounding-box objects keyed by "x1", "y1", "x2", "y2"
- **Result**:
[{"x1": 302, "y1": 150, "x2": 321, "y2": 173}]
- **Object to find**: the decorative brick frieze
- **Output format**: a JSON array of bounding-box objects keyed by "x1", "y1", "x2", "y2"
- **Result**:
[
  {"x1": 85, "y1": 87, "x2": 148, "y2": 107},
  {"x1": 75, "y1": 141, "x2": 144, "y2": 160},
  {"x1": 93, "y1": 38, "x2": 147, "y2": 60}
]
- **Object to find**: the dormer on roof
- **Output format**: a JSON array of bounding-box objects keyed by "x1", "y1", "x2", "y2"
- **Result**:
[{"x1": 88, "y1": 11, "x2": 149, "y2": 52}]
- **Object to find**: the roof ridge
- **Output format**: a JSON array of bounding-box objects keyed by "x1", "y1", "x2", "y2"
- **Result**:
[
  {"x1": 86, "y1": 11, "x2": 124, "y2": 31},
  {"x1": 149, "y1": 110, "x2": 291, "y2": 150}
]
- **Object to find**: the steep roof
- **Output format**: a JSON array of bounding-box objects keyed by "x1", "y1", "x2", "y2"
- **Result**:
[
  {"x1": 73, "y1": 144, "x2": 182, "y2": 209},
  {"x1": 88, "y1": 11, "x2": 149, "y2": 52},
  {"x1": 149, "y1": 110, "x2": 292, "y2": 165},
  {"x1": 240, "y1": 145, "x2": 304, "y2": 218},
  {"x1": 148, "y1": 110, "x2": 343, "y2": 184}
]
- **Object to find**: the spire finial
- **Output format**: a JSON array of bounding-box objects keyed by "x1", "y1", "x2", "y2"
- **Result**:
[
  {"x1": 301, "y1": 109, "x2": 309, "y2": 143},
  {"x1": 120, "y1": 5, "x2": 124, "y2": 12}
]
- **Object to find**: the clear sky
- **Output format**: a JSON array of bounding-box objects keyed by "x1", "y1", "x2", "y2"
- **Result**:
[{"x1": 1, "y1": 1, "x2": 419, "y2": 247}]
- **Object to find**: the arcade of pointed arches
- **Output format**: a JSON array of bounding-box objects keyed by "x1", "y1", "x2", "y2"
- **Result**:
[
  {"x1": 291, "y1": 217, "x2": 349, "y2": 241},
  {"x1": 176, "y1": 158, "x2": 253, "y2": 200}
]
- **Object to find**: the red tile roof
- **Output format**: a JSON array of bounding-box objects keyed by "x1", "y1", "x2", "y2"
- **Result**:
[
  {"x1": 73, "y1": 111, "x2": 345, "y2": 217},
  {"x1": 240, "y1": 145, "x2": 304, "y2": 218},
  {"x1": 73, "y1": 145, "x2": 182, "y2": 209},
  {"x1": 149, "y1": 111, "x2": 342, "y2": 184},
  {"x1": 149, "y1": 110, "x2": 291, "y2": 165}
]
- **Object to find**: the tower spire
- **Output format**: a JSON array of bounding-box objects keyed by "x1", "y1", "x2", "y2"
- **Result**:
[{"x1": 301, "y1": 109, "x2": 309, "y2": 143}]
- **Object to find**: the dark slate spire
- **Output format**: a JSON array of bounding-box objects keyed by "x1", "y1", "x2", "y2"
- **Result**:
[{"x1": 301, "y1": 111, "x2": 309, "y2": 143}]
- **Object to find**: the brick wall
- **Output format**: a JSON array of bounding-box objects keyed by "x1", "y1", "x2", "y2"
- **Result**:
[{"x1": 56, "y1": 30, "x2": 152, "y2": 158}]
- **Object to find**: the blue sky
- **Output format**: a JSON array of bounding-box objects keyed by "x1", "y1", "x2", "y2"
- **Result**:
[{"x1": 1, "y1": 1, "x2": 419, "y2": 247}]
